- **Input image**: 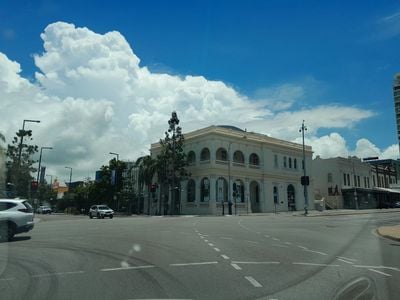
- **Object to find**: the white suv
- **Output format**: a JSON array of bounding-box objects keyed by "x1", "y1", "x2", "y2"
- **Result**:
[
  {"x1": 89, "y1": 205, "x2": 114, "y2": 219},
  {"x1": 0, "y1": 199, "x2": 34, "y2": 241}
]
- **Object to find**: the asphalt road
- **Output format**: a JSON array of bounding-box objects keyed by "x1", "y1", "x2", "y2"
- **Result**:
[{"x1": 0, "y1": 211, "x2": 399, "y2": 300}]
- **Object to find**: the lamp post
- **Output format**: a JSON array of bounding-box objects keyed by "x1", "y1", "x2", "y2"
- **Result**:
[
  {"x1": 65, "y1": 166, "x2": 72, "y2": 191},
  {"x1": 228, "y1": 141, "x2": 233, "y2": 215},
  {"x1": 36, "y1": 146, "x2": 53, "y2": 184},
  {"x1": 18, "y1": 119, "x2": 40, "y2": 166},
  {"x1": 299, "y1": 120, "x2": 308, "y2": 215},
  {"x1": 109, "y1": 152, "x2": 119, "y2": 161}
]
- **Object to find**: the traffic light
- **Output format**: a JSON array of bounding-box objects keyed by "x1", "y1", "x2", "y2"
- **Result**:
[
  {"x1": 31, "y1": 181, "x2": 38, "y2": 191},
  {"x1": 301, "y1": 176, "x2": 310, "y2": 186}
]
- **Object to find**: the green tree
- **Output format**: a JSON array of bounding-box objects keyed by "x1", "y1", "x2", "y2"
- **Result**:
[
  {"x1": 157, "y1": 111, "x2": 189, "y2": 214},
  {"x1": 6, "y1": 129, "x2": 38, "y2": 198}
]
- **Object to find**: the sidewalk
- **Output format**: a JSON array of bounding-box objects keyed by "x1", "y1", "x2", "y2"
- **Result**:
[{"x1": 294, "y1": 208, "x2": 400, "y2": 217}]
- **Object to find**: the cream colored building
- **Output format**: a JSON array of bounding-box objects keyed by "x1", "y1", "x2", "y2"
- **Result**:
[{"x1": 150, "y1": 125, "x2": 314, "y2": 215}]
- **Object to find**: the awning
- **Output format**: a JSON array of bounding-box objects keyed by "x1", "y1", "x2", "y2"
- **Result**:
[{"x1": 372, "y1": 187, "x2": 400, "y2": 194}]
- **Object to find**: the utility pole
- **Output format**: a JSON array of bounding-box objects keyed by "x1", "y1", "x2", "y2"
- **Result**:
[{"x1": 299, "y1": 120, "x2": 308, "y2": 215}]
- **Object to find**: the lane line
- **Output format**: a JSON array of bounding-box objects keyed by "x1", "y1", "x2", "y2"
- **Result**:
[
  {"x1": 208, "y1": 243, "x2": 214, "y2": 246},
  {"x1": 245, "y1": 276, "x2": 263, "y2": 287},
  {"x1": 264, "y1": 235, "x2": 270, "y2": 238},
  {"x1": 304, "y1": 250, "x2": 328, "y2": 256},
  {"x1": 297, "y1": 246, "x2": 308, "y2": 250},
  {"x1": 231, "y1": 261, "x2": 280, "y2": 265},
  {"x1": 337, "y1": 258, "x2": 354, "y2": 265},
  {"x1": 272, "y1": 244, "x2": 288, "y2": 248},
  {"x1": 101, "y1": 265, "x2": 155, "y2": 272},
  {"x1": 204, "y1": 240, "x2": 208, "y2": 242},
  {"x1": 221, "y1": 255, "x2": 230, "y2": 260},
  {"x1": 337, "y1": 256, "x2": 357, "y2": 262},
  {"x1": 231, "y1": 264, "x2": 242, "y2": 270},
  {"x1": 170, "y1": 262, "x2": 218, "y2": 267},
  {"x1": 272, "y1": 238, "x2": 280, "y2": 241},
  {"x1": 214, "y1": 248, "x2": 221, "y2": 252},
  {"x1": 220, "y1": 237, "x2": 233, "y2": 240},
  {"x1": 31, "y1": 270, "x2": 85, "y2": 277},
  {"x1": 246, "y1": 240, "x2": 259, "y2": 244},
  {"x1": 353, "y1": 265, "x2": 400, "y2": 271},
  {"x1": 0, "y1": 277, "x2": 15, "y2": 281},
  {"x1": 293, "y1": 262, "x2": 340, "y2": 267},
  {"x1": 368, "y1": 269, "x2": 392, "y2": 277},
  {"x1": 284, "y1": 242, "x2": 292, "y2": 245}
]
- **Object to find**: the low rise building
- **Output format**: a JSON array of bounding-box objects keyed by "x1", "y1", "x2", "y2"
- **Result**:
[{"x1": 150, "y1": 125, "x2": 314, "y2": 215}]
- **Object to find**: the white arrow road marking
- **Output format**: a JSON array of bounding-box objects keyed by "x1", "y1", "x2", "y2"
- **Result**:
[{"x1": 245, "y1": 276, "x2": 263, "y2": 287}]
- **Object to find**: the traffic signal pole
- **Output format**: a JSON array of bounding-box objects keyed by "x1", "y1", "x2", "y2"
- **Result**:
[{"x1": 300, "y1": 120, "x2": 308, "y2": 215}]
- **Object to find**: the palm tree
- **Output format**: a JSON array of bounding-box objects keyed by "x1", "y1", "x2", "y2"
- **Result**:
[{"x1": 135, "y1": 155, "x2": 157, "y2": 215}]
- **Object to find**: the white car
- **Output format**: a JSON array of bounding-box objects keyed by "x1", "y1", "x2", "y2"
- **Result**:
[
  {"x1": 89, "y1": 205, "x2": 114, "y2": 219},
  {"x1": 36, "y1": 206, "x2": 52, "y2": 214},
  {"x1": 0, "y1": 199, "x2": 34, "y2": 241}
]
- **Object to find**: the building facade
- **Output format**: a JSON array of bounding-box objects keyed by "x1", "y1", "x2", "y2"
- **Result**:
[
  {"x1": 150, "y1": 125, "x2": 314, "y2": 215},
  {"x1": 394, "y1": 73, "x2": 400, "y2": 154},
  {"x1": 313, "y1": 156, "x2": 400, "y2": 209}
]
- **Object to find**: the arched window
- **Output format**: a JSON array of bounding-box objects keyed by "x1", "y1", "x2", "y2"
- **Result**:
[
  {"x1": 200, "y1": 148, "x2": 210, "y2": 161},
  {"x1": 201, "y1": 177, "x2": 210, "y2": 202},
  {"x1": 216, "y1": 177, "x2": 228, "y2": 202},
  {"x1": 283, "y1": 156, "x2": 287, "y2": 168},
  {"x1": 289, "y1": 157, "x2": 292, "y2": 168},
  {"x1": 233, "y1": 179, "x2": 245, "y2": 203},
  {"x1": 294, "y1": 159, "x2": 297, "y2": 169},
  {"x1": 187, "y1": 179, "x2": 195, "y2": 202},
  {"x1": 187, "y1": 151, "x2": 196, "y2": 165},
  {"x1": 216, "y1": 148, "x2": 228, "y2": 161},
  {"x1": 233, "y1": 151, "x2": 245, "y2": 164},
  {"x1": 249, "y1": 153, "x2": 260, "y2": 166}
]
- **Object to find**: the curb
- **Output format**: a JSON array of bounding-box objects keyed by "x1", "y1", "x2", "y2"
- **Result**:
[{"x1": 376, "y1": 227, "x2": 400, "y2": 242}]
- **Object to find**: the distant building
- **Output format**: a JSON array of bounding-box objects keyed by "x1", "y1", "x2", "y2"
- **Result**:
[
  {"x1": 313, "y1": 156, "x2": 400, "y2": 209},
  {"x1": 394, "y1": 73, "x2": 400, "y2": 155},
  {"x1": 150, "y1": 125, "x2": 314, "y2": 215}
]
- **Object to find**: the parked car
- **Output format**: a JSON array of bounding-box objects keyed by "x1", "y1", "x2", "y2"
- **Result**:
[
  {"x1": 89, "y1": 205, "x2": 114, "y2": 219},
  {"x1": 36, "y1": 206, "x2": 52, "y2": 214},
  {"x1": 394, "y1": 201, "x2": 400, "y2": 208},
  {"x1": 0, "y1": 199, "x2": 34, "y2": 241}
]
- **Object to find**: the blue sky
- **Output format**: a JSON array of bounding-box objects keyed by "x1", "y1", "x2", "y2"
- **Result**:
[{"x1": 1, "y1": 0, "x2": 399, "y2": 180}]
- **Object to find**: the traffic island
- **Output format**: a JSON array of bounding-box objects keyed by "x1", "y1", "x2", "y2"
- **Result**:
[{"x1": 376, "y1": 225, "x2": 400, "y2": 242}]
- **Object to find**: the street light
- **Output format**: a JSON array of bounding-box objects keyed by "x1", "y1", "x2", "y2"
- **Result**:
[
  {"x1": 36, "y1": 146, "x2": 53, "y2": 183},
  {"x1": 299, "y1": 120, "x2": 308, "y2": 215},
  {"x1": 65, "y1": 166, "x2": 72, "y2": 191},
  {"x1": 109, "y1": 152, "x2": 119, "y2": 161},
  {"x1": 18, "y1": 119, "x2": 40, "y2": 165}
]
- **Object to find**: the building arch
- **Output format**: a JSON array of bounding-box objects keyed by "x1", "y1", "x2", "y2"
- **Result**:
[
  {"x1": 186, "y1": 179, "x2": 196, "y2": 202},
  {"x1": 187, "y1": 151, "x2": 196, "y2": 165},
  {"x1": 249, "y1": 153, "x2": 260, "y2": 166},
  {"x1": 233, "y1": 150, "x2": 245, "y2": 164},
  {"x1": 287, "y1": 184, "x2": 296, "y2": 211},
  {"x1": 216, "y1": 148, "x2": 228, "y2": 161},
  {"x1": 200, "y1": 148, "x2": 210, "y2": 161},
  {"x1": 200, "y1": 177, "x2": 210, "y2": 202},
  {"x1": 249, "y1": 181, "x2": 260, "y2": 212}
]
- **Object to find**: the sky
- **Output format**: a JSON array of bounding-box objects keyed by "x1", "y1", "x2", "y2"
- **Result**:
[{"x1": 0, "y1": 0, "x2": 399, "y2": 183}]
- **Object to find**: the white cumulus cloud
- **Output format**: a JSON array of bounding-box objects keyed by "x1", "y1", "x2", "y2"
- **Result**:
[{"x1": 0, "y1": 21, "x2": 395, "y2": 181}]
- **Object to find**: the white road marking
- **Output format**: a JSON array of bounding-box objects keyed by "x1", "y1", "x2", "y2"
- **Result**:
[
  {"x1": 208, "y1": 243, "x2": 214, "y2": 246},
  {"x1": 246, "y1": 240, "x2": 259, "y2": 244},
  {"x1": 214, "y1": 247, "x2": 221, "y2": 252},
  {"x1": 170, "y1": 262, "x2": 218, "y2": 267},
  {"x1": 272, "y1": 244, "x2": 288, "y2": 248},
  {"x1": 337, "y1": 258, "x2": 354, "y2": 265},
  {"x1": 297, "y1": 246, "x2": 308, "y2": 250},
  {"x1": 265, "y1": 235, "x2": 270, "y2": 238},
  {"x1": 221, "y1": 255, "x2": 230, "y2": 260},
  {"x1": 200, "y1": 237, "x2": 205, "y2": 239},
  {"x1": 368, "y1": 268, "x2": 392, "y2": 277},
  {"x1": 272, "y1": 238, "x2": 280, "y2": 241},
  {"x1": 204, "y1": 239, "x2": 208, "y2": 242},
  {"x1": 245, "y1": 276, "x2": 263, "y2": 287},
  {"x1": 31, "y1": 270, "x2": 86, "y2": 277},
  {"x1": 304, "y1": 250, "x2": 328, "y2": 256},
  {"x1": 284, "y1": 242, "x2": 292, "y2": 245},
  {"x1": 337, "y1": 256, "x2": 357, "y2": 262},
  {"x1": 353, "y1": 265, "x2": 400, "y2": 271},
  {"x1": 231, "y1": 261, "x2": 280, "y2": 265},
  {"x1": 292, "y1": 262, "x2": 340, "y2": 267},
  {"x1": 220, "y1": 237, "x2": 233, "y2": 240},
  {"x1": 0, "y1": 277, "x2": 14, "y2": 281},
  {"x1": 231, "y1": 263, "x2": 242, "y2": 270},
  {"x1": 101, "y1": 265, "x2": 155, "y2": 272}
]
